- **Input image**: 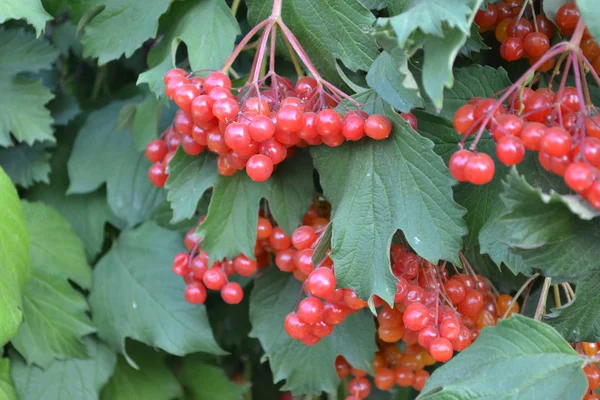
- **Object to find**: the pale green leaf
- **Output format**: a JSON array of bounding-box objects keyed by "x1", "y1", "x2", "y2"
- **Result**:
[
  {"x1": 249, "y1": 268, "x2": 377, "y2": 396},
  {"x1": 418, "y1": 315, "x2": 587, "y2": 400},
  {"x1": 89, "y1": 222, "x2": 225, "y2": 356},
  {"x1": 11, "y1": 338, "x2": 117, "y2": 400},
  {"x1": 0, "y1": 359, "x2": 17, "y2": 400},
  {"x1": 0, "y1": 168, "x2": 30, "y2": 347},
  {"x1": 179, "y1": 355, "x2": 250, "y2": 400},
  {"x1": 0, "y1": 1, "x2": 52, "y2": 36},
  {"x1": 577, "y1": 0, "x2": 600, "y2": 44}
]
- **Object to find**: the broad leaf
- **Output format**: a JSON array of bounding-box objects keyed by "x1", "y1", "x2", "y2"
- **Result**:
[
  {"x1": 547, "y1": 275, "x2": 600, "y2": 342},
  {"x1": 480, "y1": 170, "x2": 600, "y2": 280},
  {"x1": 11, "y1": 338, "x2": 117, "y2": 400},
  {"x1": 179, "y1": 355, "x2": 250, "y2": 400},
  {"x1": 67, "y1": 100, "x2": 164, "y2": 227},
  {"x1": 0, "y1": 359, "x2": 17, "y2": 400},
  {"x1": 418, "y1": 315, "x2": 587, "y2": 400},
  {"x1": 49, "y1": 92, "x2": 81, "y2": 126},
  {"x1": 0, "y1": 142, "x2": 51, "y2": 188},
  {"x1": 0, "y1": 1, "x2": 51, "y2": 36},
  {"x1": 73, "y1": 0, "x2": 171, "y2": 64},
  {"x1": 28, "y1": 126, "x2": 115, "y2": 259},
  {"x1": 366, "y1": 50, "x2": 423, "y2": 113},
  {"x1": 312, "y1": 92, "x2": 466, "y2": 305},
  {"x1": 247, "y1": 0, "x2": 378, "y2": 87},
  {"x1": 577, "y1": 0, "x2": 600, "y2": 44},
  {"x1": 89, "y1": 222, "x2": 225, "y2": 357},
  {"x1": 100, "y1": 341, "x2": 181, "y2": 400},
  {"x1": 249, "y1": 268, "x2": 377, "y2": 396},
  {"x1": 131, "y1": 94, "x2": 161, "y2": 150},
  {"x1": 10, "y1": 202, "x2": 94, "y2": 367},
  {"x1": 360, "y1": 0, "x2": 386, "y2": 9},
  {"x1": 376, "y1": 0, "x2": 484, "y2": 108},
  {"x1": 0, "y1": 28, "x2": 58, "y2": 75},
  {"x1": 137, "y1": 0, "x2": 240, "y2": 97},
  {"x1": 0, "y1": 168, "x2": 30, "y2": 347}
]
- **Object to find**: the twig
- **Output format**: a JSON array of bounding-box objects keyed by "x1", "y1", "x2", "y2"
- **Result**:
[{"x1": 534, "y1": 277, "x2": 552, "y2": 321}]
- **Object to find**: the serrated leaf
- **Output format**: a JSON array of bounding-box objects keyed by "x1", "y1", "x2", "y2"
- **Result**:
[
  {"x1": 100, "y1": 341, "x2": 181, "y2": 400},
  {"x1": 312, "y1": 91, "x2": 466, "y2": 305},
  {"x1": 249, "y1": 268, "x2": 377, "y2": 396},
  {"x1": 89, "y1": 222, "x2": 225, "y2": 357},
  {"x1": 366, "y1": 50, "x2": 423, "y2": 113},
  {"x1": 51, "y1": 21, "x2": 82, "y2": 57},
  {"x1": 179, "y1": 355, "x2": 250, "y2": 400},
  {"x1": 28, "y1": 126, "x2": 115, "y2": 260},
  {"x1": 547, "y1": 275, "x2": 600, "y2": 342},
  {"x1": 0, "y1": 359, "x2": 17, "y2": 400},
  {"x1": 460, "y1": 24, "x2": 489, "y2": 56},
  {"x1": 480, "y1": 169, "x2": 600, "y2": 279},
  {"x1": 0, "y1": 1, "x2": 51, "y2": 36},
  {"x1": 165, "y1": 148, "x2": 218, "y2": 223},
  {"x1": 11, "y1": 338, "x2": 117, "y2": 400},
  {"x1": 424, "y1": 65, "x2": 511, "y2": 121},
  {"x1": 0, "y1": 142, "x2": 51, "y2": 188},
  {"x1": 67, "y1": 100, "x2": 164, "y2": 227},
  {"x1": 0, "y1": 28, "x2": 58, "y2": 75},
  {"x1": 137, "y1": 0, "x2": 239, "y2": 97},
  {"x1": 0, "y1": 168, "x2": 30, "y2": 347},
  {"x1": 577, "y1": 0, "x2": 600, "y2": 44},
  {"x1": 418, "y1": 315, "x2": 587, "y2": 400},
  {"x1": 247, "y1": 0, "x2": 378, "y2": 87},
  {"x1": 49, "y1": 92, "x2": 81, "y2": 125},
  {"x1": 73, "y1": 0, "x2": 171, "y2": 64}
]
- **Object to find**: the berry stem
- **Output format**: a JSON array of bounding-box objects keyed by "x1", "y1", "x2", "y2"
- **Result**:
[
  {"x1": 276, "y1": 21, "x2": 323, "y2": 80},
  {"x1": 251, "y1": 23, "x2": 275, "y2": 83},
  {"x1": 221, "y1": 18, "x2": 271, "y2": 73},
  {"x1": 533, "y1": 277, "x2": 552, "y2": 321},
  {"x1": 553, "y1": 284, "x2": 561, "y2": 308},
  {"x1": 501, "y1": 273, "x2": 539, "y2": 320},
  {"x1": 281, "y1": 26, "x2": 305, "y2": 78}
]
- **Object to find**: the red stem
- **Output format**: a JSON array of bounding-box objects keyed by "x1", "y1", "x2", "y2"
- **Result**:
[{"x1": 221, "y1": 19, "x2": 271, "y2": 73}]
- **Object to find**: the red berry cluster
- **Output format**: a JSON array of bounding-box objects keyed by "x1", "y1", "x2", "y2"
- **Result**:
[
  {"x1": 576, "y1": 343, "x2": 600, "y2": 399},
  {"x1": 450, "y1": 85, "x2": 600, "y2": 208},
  {"x1": 172, "y1": 216, "x2": 270, "y2": 305},
  {"x1": 146, "y1": 69, "x2": 393, "y2": 185}
]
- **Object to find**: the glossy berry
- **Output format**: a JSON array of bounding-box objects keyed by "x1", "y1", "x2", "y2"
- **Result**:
[
  {"x1": 348, "y1": 376, "x2": 371, "y2": 399},
  {"x1": 164, "y1": 68, "x2": 187, "y2": 85},
  {"x1": 233, "y1": 254, "x2": 257, "y2": 277},
  {"x1": 185, "y1": 282, "x2": 207, "y2": 304},
  {"x1": 212, "y1": 98, "x2": 239, "y2": 121},
  {"x1": 202, "y1": 268, "x2": 227, "y2": 290},
  {"x1": 221, "y1": 282, "x2": 243, "y2": 304},
  {"x1": 374, "y1": 368, "x2": 395, "y2": 391},
  {"x1": 203, "y1": 72, "x2": 232, "y2": 93},
  {"x1": 556, "y1": 3, "x2": 580, "y2": 31},
  {"x1": 400, "y1": 112, "x2": 418, "y2": 130},
  {"x1": 449, "y1": 150, "x2": 473, "y2": 182},
  {"x1": 257, "y1": 217, "x2": 273, "y2": 240},
  {"x1": 403, "y1": 303, "x2": 431, "y2": 331},
  {"x1": 429, "y1": 337, "x2": 454, "y2": 362},
  {"x1": 182, "y1": 135, "x2": 205, "y2": 155},
  {"x1": 270, "y1": 227, "x2": 292, "y2": 250},
  {"x1": 148, "y1": 162, "x2": 168, "y2": 187},
  {"x1": 496, "y1": 136, "x2": 526, "y2": 166},
  {"x1": 364, "y1": 114, "x2": 392, "y2": 140},
  {"x1": 458, "y1": 288, "x2": 484, "y2": 317},
  {"x1": 284, "y1": 312, "x2": 310, "y2": 339},
  {"x1": 453, "y1": 104, "x2": 476, "y2": 135},
  {"x1": 564, "y1": 162, "x2": 594, "y2": 192},
  {"x1": 464, "y1": 153, "x2": 495, "y2": 184},
  {"x1": 277, "y1": 105, "x2": 305, "y2": 132},
  {"x1": 248, "y1": 115, "x2": 275, "y2": 141},
  {"x1": 341, "y1": 114, "x2": 366, "y2": 141},
  {"x1": 246, "y1": 154, "x2": 274, "y2": 182},
  {"x1": 311, "y1": 320, "x2": 334, "y2": 338},
  {"x1": 520, "y1": 122, "x2": 546, "y2": 151},
  {"x1": 172, "y1": 252, "x2": 190, "y2": 276},
  {"x1": 445, "y1": 279, "x2": 466, "y2": 304},
  {"x1": 291, "y1": 226, "x2": 316, "y2": 250},
  {"x1": 541, "y1": 127, "x2": 573, "y2": 157},
  {"x1": 145, "y1": 140, "x2": 168, "y2": 163},
  {"x1": 500, "y1": 37, "x2": 524, "y2": 61},
  {"x1": 316, "y1": 109, "x2": 342, "y2": 137},
  {"x1": 475, "y1": 4, "x2": 497, "y2": 29},
  {"x1": 440, "y1": 318, "x2": 461, "y2": 340},
  {"x1": 297, "y1": 297, "x2": 324, "y2": 324},
  {"x1": 224, "y1": 123, "x2": 251, "y2": 151},
  {"x1": 174, "y1": 84, "x2": 200, "y2": 114},
  {"x1": 417, "y1": 323, "x2": 438, "y2": 348}
]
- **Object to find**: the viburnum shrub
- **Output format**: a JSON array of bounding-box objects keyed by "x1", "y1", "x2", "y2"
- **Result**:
[{"x1": 4, "y1": 0, "x2": 600, "y2": 399}]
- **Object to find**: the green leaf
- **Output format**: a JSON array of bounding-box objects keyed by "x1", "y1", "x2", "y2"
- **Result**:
[
  {"x1": 73, "y1": 0, "x2": 171, "y2": 64},
  {"x1": 418, "y1": 315, "x2": 587, "y2": 400},
  {"x1": 544, "y1": 0, "x2": 569, "y2": 23},
  {"x1": 137, "y1": 0, "x2": 240, "y2": 97},
  {"x1": 0, "y1": 359, "x2": 17, "y2": 400},
  {"x1": 100, "y1": 341, "x2": 181, "y2": 400},
  {"x1": 249, "y1": 268, "x2": 377, "y2": 396},
  {"x1": 11, "y1": 338, "x2": 117, "y2": 400},
  {"x1": 28, "y1": 126, "x2": 115, "y2": 260},
  {"x1": 480, "y1": 169, "x2": 600, "y2": 280},
  {"x1": 376, "y1": 0, "x2": 483, "y2": 107},
  {"x1": 547, "y1": 275, "x2": 600, "y2": 342},
  {"x1": 179, "y1": 355, "x2": 250, "y2": 400},
  {"x1": 89, "y1": 222, "x2": 225, "y2": 357},
  {"x1": 0, "y1": 1, "x2": 52, "y2": 36},
  {"x1": 51, "y1": 21, "x2": 82, "y2": 57},
  {"x1": 165, "y1": 148, "x2": 218, "y2": 223},
  {"x1": 366, "y1": 49, "x2": 423, "y2": 113},
  {"x1": 312, "y1": 91, "x2": 466, "y2": 305},
  {"x1": 247, "y1": 0, "x2": 378, "y2": 87},
  {"x1": 359, "y1": 0, "x2": 386, "y2": 9},
  {"x1": 131, "y1": 94, "x2": 161, "y2": 150},
  {"x1": 0, "y1": 28, "x2": 58, "y2": 75},
  {"x1": 312, "y1": 222, "x2": 332, "y2": 266},
  {"x1": 424, "y1": 65, "x2": 511, "y2": 121},
  {"x1": 67, "y1": 100, "x2": 165, "y2": 227},
  {"x1": 0, "y1": 168, "x2": 30, "y2": 347},
  {"x1": 49, "y1": 92, "x2": 81, "y2": 126},
  {"x1": 577, "y1": 0, "x2": 600, "y2": 44},
  {"x1": 0, "y1": 142, "x2": 51, "y2": 188}
]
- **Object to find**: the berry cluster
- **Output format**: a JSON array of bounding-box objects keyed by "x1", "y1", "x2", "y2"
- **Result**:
[
  {"x1": 578, "y1": 343, "x2": 600, "y2": 400},
  {"x1": 450, "y1": 84, "x2": 600, "y2": 208},
  {"x1": 147, "y1": 69, "x2": 393, "y2": 185},
  {"x1": 171, "y1": 216, "x2": 270, "y2": 305}
]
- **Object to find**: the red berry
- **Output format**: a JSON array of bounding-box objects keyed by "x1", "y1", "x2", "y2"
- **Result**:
[
  {"x1": 298, "y1": 112, "x2": 319, "y2": 140},
  {"x1": 224, "y1": 123, "x2": 251, "y2": 151},
  {"x1": 203, "y1": 72, "x2": 232, "y2": 93},
  {"x1": 586, "y1": 181, "x2": 600, "y2": 209},
  {"x1": 145, "y1": 140, "x2": 168, "y2": 163},
  {"x1": 307, "y1": 267, "x2": 336, "y2": 298},
  {"x1": 564, "y1": 162, "x2": 594, "y2": 192},
  {"x1": 400, "y1": 112, "x2": 418, "y2": 130},
  {"x1": 440, "y1": 318, "x2": 461, "y2": 340},
  {"x1": 374, "y1": 368, "x2": 395, "y2": 391},
  {"x1": 233, "y1": 254, "x2": 257, "y2": 276},
  {"x1": 291, "y1": 226, "x2": 316, "y2": 250},
  {"x1": 341, "y1": 114, "x2": 365, "y2": 141},
  {"x1": 257, "y1": 217, "x2": 273, "y2": 240},
  {"x1": 490, "y1": 114, "x2": 523, "y2": 139},
  {"x1": 496, "y1": 135, "x2": 525, "y2": 165},
  {"x1": 507, "y1": 18, "x2": 533, "y2": 39},
  {"x1": 523, "y1": 32, "x2": 550, "y2": 58},
  {"x1": 298, "y1": 297, "x2": 324, "y2": 324},
  {"x1": 277, "y1": 105, "x2": 305, "y2": 132},
  {"x1": 202, "y1": 267, "x2": 227, "y2": 290},
  {"x1": 270, "y1": 227, "x2": 292, "y2": 250},
  {"x1": 164, "y1": 68, "x2": 187, "y2": 85},
  {"x1": 148, "y1": 162, "x2": 168, "y2": 187},
  {"x1": 185, "y1": 282, "x2": 207, "y2": 304},
  {"x1": 221, "y1": 282, "x2": 243, "y2": 304},
  {"x1": 364, "y1": 114, "x2": 392, "y2": 140},
  {"x1": 429, "y1": 337, "x2": 454, "y2": 362},
  {"x1": 172, "y1": 252, "x2": 190, "y2": 276},
  {"x1": 275, "y1": 249, "x2": 296, "y2": 272},
  {"x1": 556, "y1": 3, "x2": 579, "y2": 31},
  {"x1": 311, "y1": 320, "x2": 334, "y2": 338},
  {"x1": 348, "y1": 376, "x2": 371, "y2": 399},
  {"x1": 246, "y1": 154, "x2": 274, "y2": 182},
  {"x1": 295, "y1": 76, "x2": 318, "y2": 98},
  {"x1": 475, "y1": 4, "x2": 498, "y2": 29},
  {"x1": 412, "y1": 370, "x2": 430, "y2": 391},
  {"x1": 417, "y1": 323, "x2": 438, "y2": 348},
  {"x1": 294, "y1": 248, "x2": 315, "y2": 275},
  {"x1": 524, "y1": 93, "x2": 552, "y2": 122},
  {"x1": 248, "y1": 115, "x2": 275, "y2": 141},
  {"x1": 316, "y1": 109, "x2": 342, "y2": 137},
  {"x1": 403, "y1": 302, "x2": 431, "y2": 331},
  {"x1": 174, "y1": 84, "x2": 200, "y2": 114},
  {"x1": 300, "y1": 333, "x2": 321, "y2": 346},
  {"x1": 243, "y1": 97, "x2": 270, "y2": 115},
  {"x1": 586, "y1": 116, "x2": 600, "y2": 138},
  {"x1": 520, "y1": 122, "x2": 546, "y2": 151},
  {"x1": 500, "y1": 37, "x2": 524, "y2": 61},
  {"x1": 212, "y1": 98, "x2": 239, "y2": 121},
  {"x1": 453, "y1": 104, "x2": 476, "y2": 135},
  {"x1": 323, "y1": 302, "x2": 348, "y2": 325},
  {"x1": 191, "y1": 95, "x2": 215, "y2": 123},
  {"x1": 182, "y1": 135, "x2": 205, "y2": 155},
  {"x1": 541, "y1": 127, "x2": 573, "y2": 157},
  {"x1": 260, "y1": 138, "x2": 287, "y2": 164},
  {"x1": 445, "y1": 279, "x2": 466, "y2": 305},
  {"x1": 458, "y1": 288, "x2": 484, "y2": 317},
  {"x1": 343, "y1": 289, "x2": 367, "y2": 310},
  {"x1": 449, "y1": 150, "x2": 473, "y2": 182},
  {"x1": 464, "y1": 153, "x2": 495, "y2": 184},
  {"x1": 284, "y1": 312, "x2": 310, "y2": 339},
  {"x1": 174, "y1": 111, "x2": 193, "y2": 136}
]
